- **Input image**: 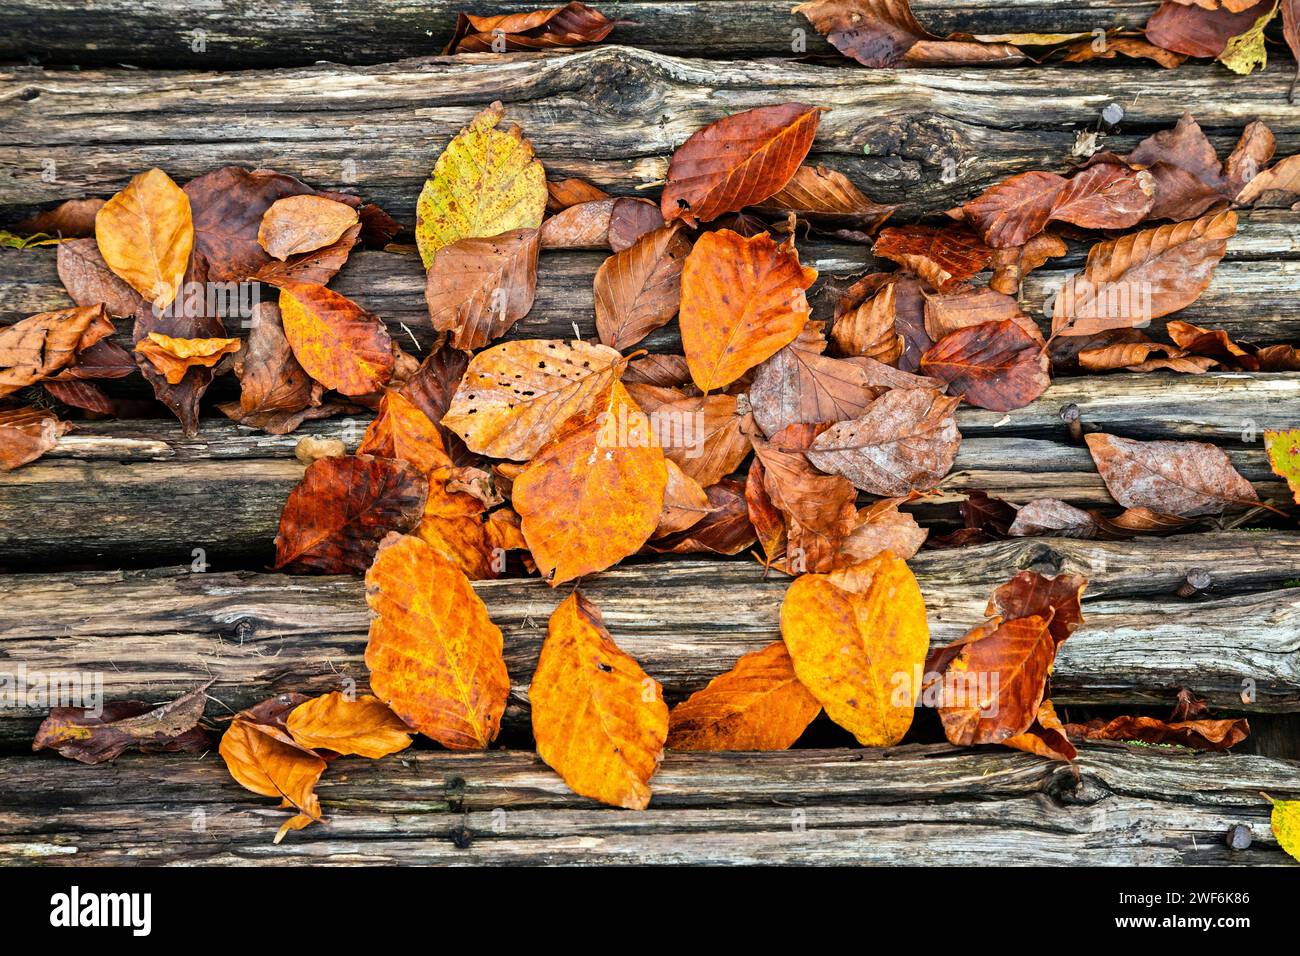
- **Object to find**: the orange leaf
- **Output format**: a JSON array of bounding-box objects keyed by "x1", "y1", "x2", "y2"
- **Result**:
[
  {"x1": 0, "y1": 407, "x2": 71, "y2": 471},
  {"x1": 358, "y1": 388, "x2": 449, "y2": 476},
  {"x1": 0, "y1": 304, "x2": 115, "y2": 398},
  {"x1": 442, "y1": 338, "x2": 625, "y2": 460},
  {"x1": 134, "y1": 332, "x2": 240, "y2": 385},
  {"x1": 94, "y1": 167, "x2": 193, "y2": 309},
  {"x1": 219, "y1": 704, "x2": 326, "y2": 841},
  {"x1": 1003, "y1": 700, "x2": 1078, "y2": 762},
  {"x1": 274, "y1": 454, "x2": 428, "y2": 574},
  {"x1": 512, "y1": 383, "x2": 668, "y2": 583},
  {"x1": 661, "y1": 103, "x2": 821, "y2": 227},
  {"x1": 284, "y1": 692, "x2": 413, "y2": 759},
  {"x1": 667, "y1": 642, "x2": 821, "y2": 751},
  {"x1": 779, "y1": 552, "x2": 930, "y2": 746},
  {"x1": 872, "y1": 225, "x2": 991, "y2": 292},
  {"x1": 530, "y1": 591, "x2": 668, "y2": 808},
  {"x1": 258, "y1": 194, "x2": 360, "y2": 260},
  {"x1": 679, "y1": 229, "x2": 817, "y2": 391},
  {"x1": 364, "y1": 532, "x2": 510, "y2": 749},
  {"x1": 279, "y1": 281, "x2": 395, "y2": 395}
]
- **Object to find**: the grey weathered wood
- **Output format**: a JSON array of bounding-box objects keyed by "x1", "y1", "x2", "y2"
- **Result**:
[
  {"x1": 0, "y1": 0, "x2": 1161, "y2": 68},
  {"x1": 1, "y1": 744, "x2": 1294, "y2": 865},
  {"x1": 1, "y1": 533, "x2": 1297, "y2": 750},
  {"x1": 5, "y1": 211, "x2": 1300, "y2": 346},
  {"x1": 3, "y1": 48, "x2": 1298, "y2": 221}
]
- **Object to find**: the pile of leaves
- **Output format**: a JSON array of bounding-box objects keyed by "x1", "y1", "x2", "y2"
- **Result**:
[{"x1": 8, "y1": 90, "x2": 1298, "y2": 854}]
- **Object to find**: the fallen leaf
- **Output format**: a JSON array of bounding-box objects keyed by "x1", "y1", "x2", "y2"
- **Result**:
[
  {"x1": 274, "y1": 454, "x2": 428, "y2": 573},
  {"x1": 56, "y1": 237, "x2": 146, "y2": 317},
  {"x1": 530, "y1": 591, "x2": 668, "y2": 809},
  {"x1": 653, "y1": 393, "x2": 751, "y2": 487},
  {"x1": 656, "y1": 459, "x2": 712, "y2": 536},
  {"x1": 0, "y1": 304, "x2": 115, "y2": 398},
  {"x1": 1237, "y1": 154, "x2": 1300, "y2": 206},
  {"x1": 1217, "y1": 0, "x2": 1279, "y2": 73},
  {"x1": 1003, "y1": 700, "x2": 1077, "y2": 762},
  {"x1": 442, "y1": 338, "x2": 625, "y2": 460},
  {"x1": 645, "y1": 478, "x2": 757, "y2": 555},
  {"x1": 679, "y1": 229, "x2": 817, "y2": 391},
  {"x1": 284, "y1": 692, "x2": 413, "y2": 759},
  {"x1": 1268, "y1": 795, "x2": 1300, "y2": 862},
  {"x1": 873, "y1": 225, "x2": 992, "y2": 292},
  {"x1": 594, "y1": 224, "x2": 691, "y2": 350},
  {"x1": 1085, "y1": 432, "x2": 1258, "y2": 516},
  {"x1": 755, "y1": 164, "x2": 896, "y2": 232},
  {"x1": 923, "y1": 287, "x2": 1043, "y2": 345},
  {"x1": 831, "y1": 280, "x2": 903, "y2": 364},
  {"x1": 357, "y1": 388, "x2": 450, "y2": 476},
  {"x1": 919, "y1": 319, "x2": 1051, "y2": 411},
  {"x1": 661, "y1": 103, "x2": 821, "y2": 227},
  {"x1": 279, "y1": 281, "x2": 395, "y2": 395},
  {"x1": 1008, "y1": 498, "x2": 1100, "y2": 538},
  {"x1": 1056, "y1": 34, "x2": 1186, "y2": 67},
  {"x1": 33, "y1": 683, "x2": 210, "y2": 764},
  {"x1": 667, "y1": 642, "x2": 821, "y2": 750},
  {"x1": 0, "y1": 407, "x2": 71, "y2": 470},
  {"x1": 1065, "y1": 715, "x2": 1249, "y2": 751},
  {"x1": 134, "y1": 332, "x2": 239, "y2": 385},
  {"x1": 219, "y1": 699, "x2": 326, "y2": 841},
  {"x1": 258, "y1": 194, "x2": 359, "y2": 261},
  {"x1": 796, "y1": 0, "x2": 1025, "y2": 66},
  {"x1": 425, "y1": 227, "x2": 540, "y2": 351},
  {"x1": 415, "y1": 102, "x2": 547, "y2": 267},
  {"x1": 95, "y1": 168, "x2": 193, "y2": 309},
  {"x1": 839, "y1": 496, "x2": 928, "y2": 563},
  {"x1": 806, "y1": 388, "x2": 961, "y2": 495},
  {"x1": 547, "y1": 177, "x2": 610, "y2": 210},
  {"x1": 446, "y1": 2, "x2": 622, "y2": 53},
  {"x1": 986, "y1": 570, "x2": 1086, "y2": 647},
  {"x1": 364, "y1": 532, "x2": 510, "y2": 748},
  {"x1": 15, "y1": 198, "x2": 105, "y2": 238},
  {"x1": 780, "y1": 552, "x2": 931, "y2": 746},
  {"x1": 1145, "y1": 0, "x2": 1273, "y2": 56},
  {"x1": 512, "y1": 383, "x2": 668, "y2": 583},
  {"x1": 749, "y1": 322, "x2": 881, "y2": 437},
  {"x1": 218, "y1": 301, "x2": 330, "y2": 434},
  {"x1": 1286, "y1": 0, "x2": 1300, "y2": 102},
  {"x1": 988, "y1": 231, "x2": 1068, "y2": 295},
  {"x1": 1264, "y1": 429, "x2": 1300, "y2": 503}
]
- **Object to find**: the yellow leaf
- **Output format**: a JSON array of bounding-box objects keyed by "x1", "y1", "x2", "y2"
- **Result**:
[
  {"x1": 779, "y1": 552, "x2": 930, "y2": 746},
  {"x1": 364, "y1": 532, "x2": 510, "y2": 749},
  {"x1": 1264, "y1": 429, "x2": 1300, "y2": 504},
  {"x1": 133, "y1": 332, "x2": 240, "y2": 385},
  {"x1": 1267, "y1": 794, "x2": 1300, "y2": 862},
  {"x1": 95, "y1": 168, "x2": 193, "y2": 309},
  {"x1": 513, "y1": 383, "x2": 668, "y2": 584},
  {"x1": 284, "y1": 692, "x2": 413, "y2": 759},
  {"x1": 667, "y1": 641, "x2": 821, "y2": 750},
  {"x1": 530, "y1": 591, "x2": 668, "y2": 809},
  {"x1": 1218, "y1": 0, "x2": 1279, "y2": 74},
  {"x1": 415, "y1": 102, "x2": 547, "y2": 267}
]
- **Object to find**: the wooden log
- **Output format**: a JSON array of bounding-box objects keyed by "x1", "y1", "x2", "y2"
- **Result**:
[
  {"x1": 2, "y1": 532, "x2": 1298, "y2": 752},
  {"x1": 0, "y1": 0, "x2": 1161, "y2": 68},
  {"x1": 1, "y1": 744, "x2": 1295, "y2": 865},
  {"x1": 3, "y1": 48, "x2": 1298, "y2": 221},
  {"x1": 5, "y1": 211, "x2": 1300, "y2": 345}
]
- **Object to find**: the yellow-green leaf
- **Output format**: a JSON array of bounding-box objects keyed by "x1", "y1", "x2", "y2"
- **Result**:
[
  {"x1": 1264, "y1": 429, "x2": 1300, "y2": 504},
  {"x1": 414, "y1": 102, "x2": 547, "y2": 268},
  {"x1": 1218, "y1": 0, "x2": 1279, "y2": 75},
  {"x1": 1266, "y1": 794, "x2": 1300, "y2": 862}
]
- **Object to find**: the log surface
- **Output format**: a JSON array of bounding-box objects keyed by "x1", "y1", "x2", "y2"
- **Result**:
[
  {"x1": 0, "y1": 0, "x2": 1161, "y2": 68},
  {"x1": 2, "y1": 533, "x2": 1297, "y2": 749},
  {"x1": 1, "y1": 744, "x2": 1295, "y2": 865}
]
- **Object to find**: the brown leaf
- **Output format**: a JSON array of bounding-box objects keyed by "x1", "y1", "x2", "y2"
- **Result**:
[
  {"x1": 15, "y1": 197, "x2": 105, "y2": 238},
  {"x1": 645, "y1": 478, "x2": 757, "y2": 555},
  {"x1": 839, "y1": 496, "x2": 928, "y2": 563},
  {"x1": 655, "y1": 458, "x2": 712, "y2": 536},
  {"x1": 424, "y1": 227, "x2": 539, "y2": 351},
  {"x1": 41, "y1": 380, "x2": 114, "y2": 416},
  {"x1": 1145, "y1": 0, "x2": 1273, "y2": 56},
  {"x1": 1065, "y1": 715, "x2": 1249, "y2": 751},
  {"x1": 749, "y1": 322, "x2": 882, "y2": 437},
  {"x1": 919, "y1": 319, "x2": 1050, "y2": 411},
  {"x1": 988, "y1": 231, "x2": 1068, "y2": 295},
  {"x1": 661, "y1": 104, "x2": 821, "y2": 227},
  {"x1": 1056, "y1": 35, "x2": 1186, "y2": 67},
  {"x1": 796, "y1": 0, "x2": 1025, "y2": 67},
  {"x1": 358, "y1": 387, "x2": 450, "y2": 476},
  {"x1": 539, "y1": 198, "x2": 615, "y2": 249},
  {"x1": 442, "y1": 338, "x2": 625, "y2": 460},
  {"x1": 831, "y1": 280, "x2": 903, "y2": 364},
  {"x1": 655, "y1": 392, "x2": 751, "y2": 487},
  {"x1": 755, "y1": 164, "x2": 896, "y2": 232},
  {"x1": 530, "y1": 591, "x2": 668, "y2": 809},
  {"x1": 1236, "y1": 153, "x2": 1300, "y2": 206},
  {"x1": 56, "y1": 237, "x2": 146, "y2": 317},
  {"x1": 987, "y1": 570, "x2": 1087, "y2": 647},
  {"x1": 1007, "y1": 498, "x2": 1100, "y2": 538},
  {"x1": 667, "y1": 642, "x2": 821, "y2": 751},
  {"x1": 873, "y1": 225, "x2": 992, "y2": 292},
  {"x1": 279, "y1": 281, "x2": 395, "y2": 395},
  {"x1": 218, "y1": 301, "x2": 326, "y2": 434},
  {"x1": 594, "y1": 224, "x2": 691, "y2": 350},
  {"x1": 1051, "y1": 210, "x2": 1237, "y2": 336},
  {"x1": 365, "y1": 532, "x2": 510, "y2": 748},
  {"x1": 0, "y1": 304, "x2": 115, "y2": 398},
  {"x1": 806, "y1": 387, "x2": 961, "y2": 496},
  {"x1": 1224, "y1": 120, "x2": 1277, "y2": 197},
  {"x1": 274, "y1": 454, "x2": 429, "y2": 573},
  {"x1": 923, "y1": 287, "x2": 1043, "y2": 345},
  {"x1": 446, "y1": 2, "x2": 622, "y2": 53},
  {"x1": 547, "y1": 177, "x2": 610, "y2": 211},
  {"x1": 35, "y1": 683, "x2": 210, "y2": 765},
  {"x1": 679, "y1": 229, "x2": 817, "y2": 390},
  {"x1": 1003, "y1": 700, "x2": 1078, "y2": 762},
  {"x1": 1085, "y1": 432, "x2": 1258, "y2": 516},
  {"x1": 1285, "y1": 0, "x2": 1300, "y2": 101},
  {"x1": 258, "y1": 194, "x2": 359, "y2": 260},
  {"x1": 253, "y1": 222, "x2": 360, "y2": 287}
]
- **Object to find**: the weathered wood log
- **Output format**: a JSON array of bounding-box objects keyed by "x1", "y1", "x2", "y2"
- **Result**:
[
  {"x1": 0, "y1": 368, "x2": 1290, "y2": 568},
  {"x1": 2, "y1": 533, "x2": 1297, "y2": 752},
  {"x1": 3, "y1": 48, "x2": 1298, "y2": 221},
  {"x1": 1, "y1": 744, "x2": 1295, "y2": 865},
  {"x1": 5, "y1": 211, "x2": 1300, "y2": 345},
  {"x1": 0, "y1": 0, "x2": 1162, "y2": 68}
]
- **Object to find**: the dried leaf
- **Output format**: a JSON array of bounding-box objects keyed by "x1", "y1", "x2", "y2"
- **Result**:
[
  {"x1": 655, "y1": 393, "x2": 751, "y2": 487},
  {"x1": 806, "y1": 388, "x2": 961, "y2": 496},
  {"x1": 258, "y1": 194, "x2": 359, "y2": 260},
  {"x1": 594, "y1": 224, "x2": 691, "y2": 350},
  {"x1": 284, "y1": 692, "x2": 413, "y2": 759},
  {"x1": 134, "y1": 332, "x2": 239, "y2": 385},
  {"x1": 1264, "y1": 429, "x2": 1300, "y2": 504},
  {"x1": 442, "y1": 338, "x2": 625, "y2": 460},
  {"x1": 667, "y1": 642, "x2": 821, "y2": 751},
  {"x1": 279, "y1": 281, "x2": 395, "y2": 395},
  {"x1": 364, "y1": 532, "x2": 510, "y2": 748},
  {"x1": 0, "y1": 407, "x2": 71, "y2": 470},
  {"x1": 219, "y1": 702, "x2": 325, "y2": 840},
  {"x1": 749, "y1": 322, "x2": 881, "y2": 437},
  {"x1": 679, "y1": 229, "x2": 817, "y2": 391},
  {"x1": 274, "y1": 454, "x2": 428, "y2": 573},
  {"x1": 796, "y1": 0, "x2": 1025, "y2": 66},
  {"x1": 530, "y1": 591, "x2": 668, "y2": 809},
  {"x1": 95, "y1": 168, "x2": 193, "y2": 309},
  {"x1": 923, "y1": 287, "x2": 1043, "y2": 345},
  {"x1": 1236, "y1": 154, "x2": 1300, "y2": 206},
  {"x1": 832, "y1": 280, "x2": 902, "y2": 364},
  {"x1": 988, "y1": 231, "x2": 1068, "y2": 295},
  {"x1": 919, "y1": 319, "x2": 1050, "y2": 411},
  {"x1": 512, "y1": 384, "x2": 668, "y2": 583},
  {"x1": 755, "y1": 164, "x2": 896, "y2": 232},
  {"x1": 15, "y1": 198, "x2": 105, "y2": 238},
  {"x1": 33, "y1": 683, "x2": 209, "y2": 764},
  {"x1": 780, "y1": 552, "x2": 930, "y2": 746},
  {"x1": 218, "y1": 301, "x2": 325, "y2": 433},
  {"x1": 1003, "y1": 700, "x2": 1078, "y2": 762},
  {"x1": 1145, "y1": 0, "x2": 1272, "y2": 56},
  {"x1": 1268, "y1": 796, "x2": 1300, "y2": 862},
  {"x1": 358, "y1": 388, "x2": 450, "y2": 476},
  {"x1": 987, "y1": 570, "x2": 1087, "y2": 647},
  {"x1": 839, "y1": 496, "x2": 928, "y2": 563},
  {"x1": 661, "y1": 104, "x2": 821, "y2": 227},
  {"x1": 56, "y1": 237, "x2": 146, "y2": 317},
  {"x1": 1065, "y1": 715, "x2": 1249, "y2": 751},
  {"x1": 0, "y1": 304, "x2": 115, "y2": 398},
  {"x1": 873, "y1": 225, "x2": 992, "y2": 292},
  {"x1": 425, "y1": 227, "x2": 539, "y2": 351},
  {"x1": 446, "y1": 2, "x2": 622, "y2": 53},
  {"x1": 645, "y1": 478, "x2": 757, "y2": 555},
  {"x1": 415, "y1": 102, "x2": 547, "y2": 267},
  {"x1": 1085, "y1": 432, "x2": 1258, "y2": 516},
  {"x1": 1217, "y1": 0, "x2": 1279, "y2": 73},
  {"x1": 1008, "y1": 498, "x2": 1100, "y2": 538}
]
